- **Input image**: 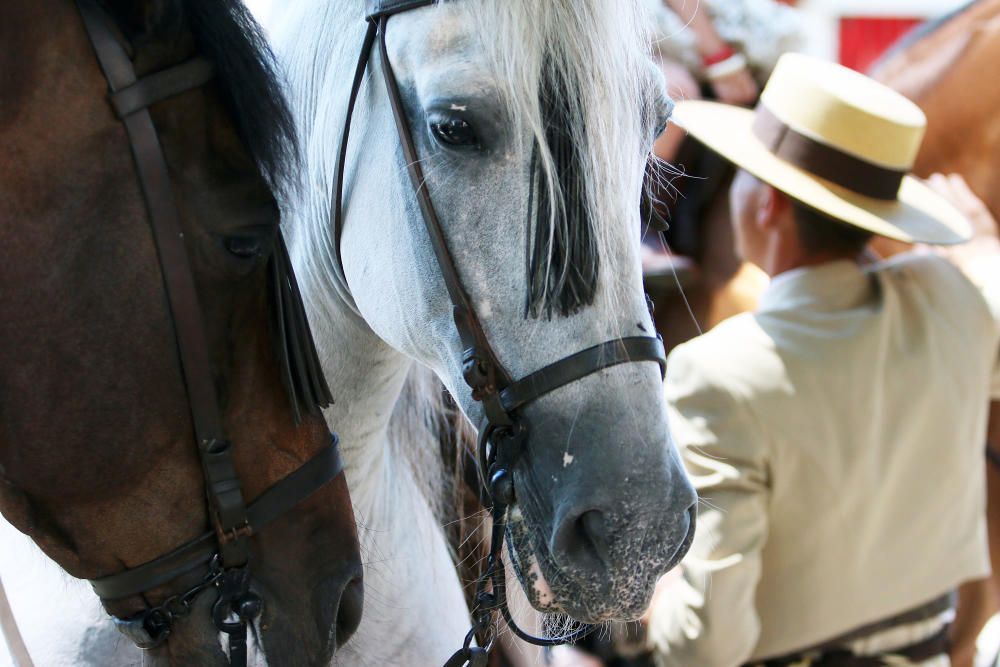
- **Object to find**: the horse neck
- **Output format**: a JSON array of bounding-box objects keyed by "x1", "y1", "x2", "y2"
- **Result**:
[
  {"x1": 290, "y1": 211, "x2": 473, "y2": 665},
  {"x1": 272, "y1": 7, "x2": 473, "y2": 660}
]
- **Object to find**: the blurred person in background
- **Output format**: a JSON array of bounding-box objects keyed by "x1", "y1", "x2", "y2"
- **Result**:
[
  {"x1": 646, "y1": 53, "x2": 1000, "y2": 667},
  {"x1": 641, "y1": 0, "x2": 800, "y2": 290}
]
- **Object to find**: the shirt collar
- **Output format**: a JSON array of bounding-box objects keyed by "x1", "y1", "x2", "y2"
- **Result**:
[{"x1": 757, "y1": 259, "x2": 874, "y2": 313}]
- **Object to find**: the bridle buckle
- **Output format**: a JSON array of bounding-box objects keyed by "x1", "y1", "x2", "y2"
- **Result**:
[{"x1": 218, "y1": 521, "x2": 253, "y2": 545}]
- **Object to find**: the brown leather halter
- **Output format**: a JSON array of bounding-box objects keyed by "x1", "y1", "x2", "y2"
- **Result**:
[
  {"x1": 335, "y1": 2, "x2": 669, "y2": 664},
  {"x1": 73, "y1": 2, "x2": 340, "y2": 664}
]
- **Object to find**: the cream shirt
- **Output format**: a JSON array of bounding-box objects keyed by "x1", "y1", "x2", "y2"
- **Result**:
[{"x1": 649, "y1": 253, "x2": 1000, "y2": 666}]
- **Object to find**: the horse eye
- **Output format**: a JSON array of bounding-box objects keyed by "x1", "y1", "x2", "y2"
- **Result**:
[
  {"x1": 224, "y1": 235, "x2": 264, "y2": 259},
  {"x1": 430, "y1": 118, "x2": 480, "y2": 148}
]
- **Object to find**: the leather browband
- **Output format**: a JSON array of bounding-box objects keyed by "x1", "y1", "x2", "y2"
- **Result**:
[
  {"x1": 752, "y1": 104, "x2": 906, "y2": 201},
  {"x1": 367, "y1": 0, "x2": 436, "y2": 20},
  {"x1": 499, "y1": 337, "x2": 666, "y2": 413},
  {"x1": 90, "y1": 437, "x2": 345, "y2": 601}
]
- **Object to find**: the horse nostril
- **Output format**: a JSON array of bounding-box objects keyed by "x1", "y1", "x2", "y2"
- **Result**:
[
  {"x1": 578, "y1": 510, "x2": 612, "y2": 563},
  {"x1": 554, "y1": 509, "x2": 612, "y2": 572},
  {"x1": 336, "y1": 575, "x2": 364, "y2": 648}
]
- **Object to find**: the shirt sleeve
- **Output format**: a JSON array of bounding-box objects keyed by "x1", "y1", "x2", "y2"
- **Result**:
[
  {"x1": 647, "y1": 344, "x2": 771, "y2": 667},
  {"x1": 959, "y1": 255, "x2": 1000, "y2": 398}
]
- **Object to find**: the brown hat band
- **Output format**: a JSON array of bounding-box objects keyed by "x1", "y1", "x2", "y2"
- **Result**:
[{"x1": 752, "y1": 104, "x2": 906, "y2": 201}]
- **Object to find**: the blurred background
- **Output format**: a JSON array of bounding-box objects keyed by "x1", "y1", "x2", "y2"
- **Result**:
[{"x1": 245, "y1": 0, "x2": 970, "y2": 73}]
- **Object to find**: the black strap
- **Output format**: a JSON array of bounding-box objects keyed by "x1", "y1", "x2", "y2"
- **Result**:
[
  {"x1": 366, "y1": 0, "x2": 436, "y2": 20},
  {"x1": 90, "y1": 438, "x2": 344, "y2": 600},
  {"x1": 374, "y1": 17, "x2": 506, "y2": 379},
  {"x1": 110, "y1": 58, "x2": 215, "y2": 118},
  {"x1": 77, "y1": 0, "x2": 251, "y2": 569},
  {"x1": 753, "y1": 625, "x2": 950, "y2": 667},
  {"x1": 500, "y1": 337, "x2": 666, "y2": 413}
]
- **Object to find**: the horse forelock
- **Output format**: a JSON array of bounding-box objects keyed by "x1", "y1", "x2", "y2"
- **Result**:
[
  {"x1": 464, "y1": 0, "x2": 657, "y2": 319},
  {"x1": 103, "y1": 0, "x2": 299, "y2": 195}
]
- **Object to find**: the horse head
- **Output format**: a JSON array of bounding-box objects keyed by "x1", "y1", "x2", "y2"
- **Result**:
[
  {"x1": 331, "y1": 0, "x2": 696, "y2": 625},
  {"x1": 0, "y1": 1, "x2": 362, "y2": 663}
]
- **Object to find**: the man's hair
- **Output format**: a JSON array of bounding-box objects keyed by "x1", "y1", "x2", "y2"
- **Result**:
[{"x1": 792, "y1": 202, "x2": 874, "y2": 257}]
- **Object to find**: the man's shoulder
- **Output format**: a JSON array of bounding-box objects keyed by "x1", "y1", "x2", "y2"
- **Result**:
[
  {"x1": 876, "y1": 252, "x2": 976, "y2": 294},
  {"x1": 876, "y1": 252, "x2": 994, "y2": 324},
  {"x1": 667, "y1": 313, "x2": 782, "y2": 401}
]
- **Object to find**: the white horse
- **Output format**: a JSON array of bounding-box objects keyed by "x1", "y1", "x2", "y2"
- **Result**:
[{"x1": 268, "y1": 0, "x2": 696, "y2": 663}]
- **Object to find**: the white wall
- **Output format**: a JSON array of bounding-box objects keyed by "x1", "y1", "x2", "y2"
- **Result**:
[{"x1": 244, "y1": 0, "x2": 272, "y2": 27}]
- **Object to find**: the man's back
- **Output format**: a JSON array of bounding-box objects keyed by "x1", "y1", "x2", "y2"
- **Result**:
[{"x1": 653, "y1": 253, "x2": 997, "y2": 665}]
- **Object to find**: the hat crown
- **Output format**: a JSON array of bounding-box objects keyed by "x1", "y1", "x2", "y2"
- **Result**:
[{"x1": 760, "y1": 53, "x2": 927, "y2": 170}]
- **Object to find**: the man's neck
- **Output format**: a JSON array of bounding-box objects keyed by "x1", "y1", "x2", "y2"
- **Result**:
[{"x1": 764, "y1": 251, "x2": 858, "y2": 279}]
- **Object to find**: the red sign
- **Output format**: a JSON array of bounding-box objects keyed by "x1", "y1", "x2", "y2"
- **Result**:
[{"x1": 839, "y1": 16, "x2": 923, "y2": 72}]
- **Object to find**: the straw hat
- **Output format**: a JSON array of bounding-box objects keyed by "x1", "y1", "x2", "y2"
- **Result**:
[{"x1": 672, "y1": 53, "x2": 971, "y2": 245}]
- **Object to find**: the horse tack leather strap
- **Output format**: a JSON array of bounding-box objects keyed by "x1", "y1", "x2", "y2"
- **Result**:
[
  {"x1": 76, "y1": 0, "x2": 251, "y2": 570},
  {"x1": 367, "y1": 0, "x2": 435, "y2": 19},
  {"x1": 499, "y1": 337, "x2": 666, "y2": 413},
  {"x1": 109, "y1": 58, "x2": 215, "y2": 119},
  {"x1": 752, "y1": 104, "x2": 906, "y2": 201},
  {"x1": 90, "y1": 438, "x2": 344, "y2": 600}
]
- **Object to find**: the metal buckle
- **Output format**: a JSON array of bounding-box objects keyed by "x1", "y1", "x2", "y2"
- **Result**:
[{"x1": 218, "y1": 521, "x2": 253, "y2": 545}]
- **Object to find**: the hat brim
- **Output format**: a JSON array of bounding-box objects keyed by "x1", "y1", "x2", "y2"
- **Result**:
[{"x1": 672, "y1": 100, "x2": 971, "y2": 246}]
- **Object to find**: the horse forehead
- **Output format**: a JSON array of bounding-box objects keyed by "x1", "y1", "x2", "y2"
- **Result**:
[{"x1": 389, "y1": 8, "x2": 488, "y2": 80}]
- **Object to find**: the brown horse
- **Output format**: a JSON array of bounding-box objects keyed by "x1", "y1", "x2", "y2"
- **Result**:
[
  {"x1": 0, "y1": 1, "x2": 362, "y2": 664},
  {"x1": 646, "y1": 2, "x2": 1000, "y2": 665},
  {"x1": 871, "y1": 3, "x2": 1000, "y2": 664}
]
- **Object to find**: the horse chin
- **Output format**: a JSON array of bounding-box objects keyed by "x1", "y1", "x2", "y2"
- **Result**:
[{"x1": 506, "y1": 506, "x2": 562, "y2": 613}]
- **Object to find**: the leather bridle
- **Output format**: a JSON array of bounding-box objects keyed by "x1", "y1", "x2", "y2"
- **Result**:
[
  {"x1": 335, "y1": 2, "x2": 669, "y2": 664},
  {"x1": 74, "y1": 2, "x2": 341, "y2": 665}
]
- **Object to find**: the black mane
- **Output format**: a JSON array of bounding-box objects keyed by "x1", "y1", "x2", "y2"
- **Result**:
[{"x1": 106, "y1": 0, "x2": 298, "y2": 192}]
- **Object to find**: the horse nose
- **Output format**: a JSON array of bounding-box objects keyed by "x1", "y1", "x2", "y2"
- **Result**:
[
  {"x1": 551, "y1": 495, "x2": 697, "y2": 577},
  {"x1": 552, "y1": 508, "x2": 613, "y2": 574},
  {"x1": 336, "y1": 574, "x2": 364, "y2": 648},
  {"x1": 317, "y1": 569, "x2": 364, "y2": 652}
]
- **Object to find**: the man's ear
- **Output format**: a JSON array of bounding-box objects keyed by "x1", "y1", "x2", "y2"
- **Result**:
[{"x1": 755, "y1": 185, "x2": 790, "y2": 232}]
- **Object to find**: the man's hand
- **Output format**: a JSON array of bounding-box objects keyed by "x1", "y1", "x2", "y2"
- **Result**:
[
  {"x1": 926, "y1": 173, "x2": 999, "y2": 246},
  {"x1": 710, "y1": 66, "x2": 759, "y2": 106},
  {"x1": 642, "y1": 567, "x2": 684, "y2": 626}
]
